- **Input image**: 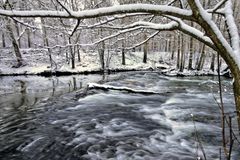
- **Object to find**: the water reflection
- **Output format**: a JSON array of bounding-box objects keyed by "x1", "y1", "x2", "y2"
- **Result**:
[{"x1": 0, "y1": 75, "x2": 103, "y2": 118}]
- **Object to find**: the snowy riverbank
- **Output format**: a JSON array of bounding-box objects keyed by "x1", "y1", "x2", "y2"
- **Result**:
[{"x1": 0, "y1": 48, "x2": 230, "y2": 77}]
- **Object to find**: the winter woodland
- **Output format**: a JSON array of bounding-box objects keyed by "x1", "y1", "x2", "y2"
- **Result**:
[{"x1": 0, "y1": 0, "x2": 240, "y2": 159}]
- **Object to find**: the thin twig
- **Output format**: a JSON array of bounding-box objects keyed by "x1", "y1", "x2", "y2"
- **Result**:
[
  {"x1": 55, "y1": 0, "x2": 72, "y2": 15},
  {"x1": 217, "y1": 52, "x2": 228, "y2": 156},
  {"x1": 191, "y1": 114, "x2": 207, "y2": 160}
]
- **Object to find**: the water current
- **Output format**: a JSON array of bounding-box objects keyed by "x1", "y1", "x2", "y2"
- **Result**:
[{"x1": 0, "y1": 72, "x2": 239, "y2": 160}]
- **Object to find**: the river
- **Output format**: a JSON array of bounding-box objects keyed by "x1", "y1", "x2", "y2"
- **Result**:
[{"x1": 0, "y1": 72, "x2": 239, "y2": 160}]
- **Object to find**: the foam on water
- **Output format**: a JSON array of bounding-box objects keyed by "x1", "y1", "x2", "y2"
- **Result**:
[{"x1": 0, "y1": 73, "x2": 239, "y2": 160}]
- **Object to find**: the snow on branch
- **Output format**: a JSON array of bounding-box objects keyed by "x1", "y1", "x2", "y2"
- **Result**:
[
  {"x1": 188, "y1": 0, "x2": 240, "y2": 68},
  {"x1": 224, "y1": 1, "x2": 240, "y2": 54},
  {"x1": 121, "y1": 19, "x2": 215, "y2": 50},
  {"x1": 0, "y1": 4, "x2": 193, "y2": 20},
  {"x1": 166, "y1": 16, "x2": 215, "y2": 49},
  {"x1": 210, "y1": 0, "x2": 228, "y2": 13},
  {"x1": 78, "y1": 13, "x2": 150, "y2": 29},
  {"x1": 87, "y1": 83, "x2": 162, "y2": 95}
]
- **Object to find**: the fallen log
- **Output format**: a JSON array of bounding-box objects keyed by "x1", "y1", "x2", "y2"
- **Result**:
[{"x1": 87, "y1": 83, "x2": 166, "y2": 95}]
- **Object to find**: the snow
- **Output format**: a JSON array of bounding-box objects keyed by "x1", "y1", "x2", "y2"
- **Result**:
[
  {"x1": 225, "y1": 1, "x2": 240, "y2": 64},
  {"x1": 0, "y1": 49, "x2": 170, "y2": 75},
  {"x1": 0, "y1": 4, "x2": 192, "y2": 20},
  {"x1": 166, "y1": 16, "x2": 214, "y2": 47},
  {"x1": 87, "y1": 82, "x2": 160, "y2": 94},
  {"x1": 194, "y1": 0, "x2": 240, "y2": 69}
]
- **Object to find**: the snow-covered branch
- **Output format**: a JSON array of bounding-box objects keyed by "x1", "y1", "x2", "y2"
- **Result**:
[
  {"x1": 0, "y1": 4, "x2": 193, "y2": 20},
  {"x1": 211, "y1": 0, "x2": 228, "y2": 13},
  {"x1": 224, "y1": 1, "x2": 240, "y2": 53},
  {"x1": 166, "y1": 16, "x2": 215, "y2": 49},
  {"x1": 188, "y1": 0, "x2": 240, "y2": 69},
  {"x1": 79, "y1": 13, "x2": 150, "y2": 29}
]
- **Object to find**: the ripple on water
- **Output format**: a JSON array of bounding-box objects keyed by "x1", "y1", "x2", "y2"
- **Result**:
[{"x1": 0, "y1": 73, "x2": 239, "y2": 160}]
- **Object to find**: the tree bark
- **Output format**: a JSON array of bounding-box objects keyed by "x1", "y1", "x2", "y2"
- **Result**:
[
  {"x1": 177, "y1": 33, "x2": 181, "y2": 69},
  {"x1": 77, "y1": 45, "x2": 81, "y2": 62},
  {"x1": 26, "y1": 28, "x2": 31, "y2": 48},
  {"x1": 143, "y1": 34, "x2": 148, "y2": 63},
  {"x1": 14, "y1": 21, "x2": 21, "y2": 48},
  {"x1": 68, "y1": 37, "x2": 75, "y2": 69},
  {"x1": 233, "y1": 78, "x2": 240, "y2": 131},
  {"x1": 2, "y1": 32, "x2": 6, "y2": 48},
  {"x1": 122, "y1": 40, "x2": 126, "y2": 65},
  {"x1": 196, "y1": 44, "x2": 206, "y2": 71},
  {"x1": 6, "y1": 18, "x2": 23, "y2": 67},
  {"x1": 40, "y1": 18, "x2": 53, "y2": 68},
  {"x1": 210, "y1": 54, "x2": 215, "y2": 72},
  {"x1": 180, "y1": 34, "x2": 185, "y2": 72},
  {"x1": 188, "y1": 28, "x2": 194, "y2": 70},
  {"x1": 98, "y1": 41, "x2": 105, "y2": 70}
]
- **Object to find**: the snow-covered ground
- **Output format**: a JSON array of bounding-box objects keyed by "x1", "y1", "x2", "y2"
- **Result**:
[
  {"x1": 0, "y1": 48, "x2": 228, "y2": 76},
  {"x1": 0, "y1": 48, "x2": 169, "y2": 75}
]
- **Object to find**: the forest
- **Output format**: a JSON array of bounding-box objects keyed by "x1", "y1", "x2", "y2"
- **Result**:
[{"x1": 0, "y1": 0, "x2": 240, "y2": 159}]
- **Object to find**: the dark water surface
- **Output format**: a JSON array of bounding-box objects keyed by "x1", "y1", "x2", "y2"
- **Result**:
[{"x1": 0, "y1": 72, "x2": 239, "y2": 160}]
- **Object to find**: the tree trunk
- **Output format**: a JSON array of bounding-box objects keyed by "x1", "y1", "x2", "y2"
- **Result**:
[
  {"x1": 2, "y1": 32, "x2": 6, "y2": 48},
  {"x1": 70, "y1": 46, "x2": 75, "y2": 69},
  {"x1": 122, "y1": 41, "x2": 126, "y2": 65},
  {"x1": 197, "y1": 44, "x2": 206, "y2": 71},
  {"x1": 188, "y1": 35, "x2": 194, "y2": 70},
  {"x1": 233, "y1": 78, "x2": 240, "y2": 131},
  {"x1": 180, "y1": 34, "x2": 185, "y2": 72},
  {"x1": 143, "y1": 34, "x2": 148, "y2": 63},
  {"x1": 6, "y1": 18, "x2": 23, "y2": 67},
  {"x1": 68, "y1": 38, "x2": 75, "y2": 69},
  {"x1": 177, "y1": 33, "x2": 181, "y2": 69},
  {"x1": 77, "y1": 45, "x2": 81, "y2": 62},
  {"x1": 40, "y1": 18, "x2": 53, "y2": 68},
  {"x1": 210, "y1": 54, "x2": 216, "y2": 71},
  {"x1": 14, "y1": 21, "x2": 21, "y2": 48},
  {"x1": 27, "y1": 28, "x2": 31, "y2": 48},
  {"x1": 98, "y1": 42, "x2": 105, "y2": 70},
  {"x1": 170, "y1": 34, "x2": 175, "y2": 60}
]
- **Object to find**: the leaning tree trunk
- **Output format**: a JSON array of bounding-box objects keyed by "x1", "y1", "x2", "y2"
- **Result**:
[
  {"x1": 6, "y1": 18, "x2": 23, "y2": 67},
  {"x1": 232, "y1": 67, "x2": 240, "y2": 131}
]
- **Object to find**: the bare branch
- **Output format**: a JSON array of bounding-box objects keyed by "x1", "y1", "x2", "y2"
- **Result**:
[
  {"x1": 167, "y1": 0, "x2": 178, "y2": 6},
  {"x1": 93, "y1": 26, "x2": 143, "y2": 45},
  {"x1": 210, "y1": 0, "x2": 228, "y2": 13},
  {"x1": 79, "y1": 13, "x2": 150, "y2": 29},
  {"x1": 55, "y1": 0, "x2": 72, "y2": 15},
  {"x1": 126, "y1": 31, "x2": 160, "y2": 50},
  {"x1": 11, "y1": 17, "x2": 39, "y2": 29},
  {"x1": 70, "y1": 19, "x2": 80, "y2": 36}
]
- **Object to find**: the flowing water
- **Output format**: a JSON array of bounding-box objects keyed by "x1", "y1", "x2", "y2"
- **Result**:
[{"x1": 0, "y1": 72, "x2": 239, "y2": 160}]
